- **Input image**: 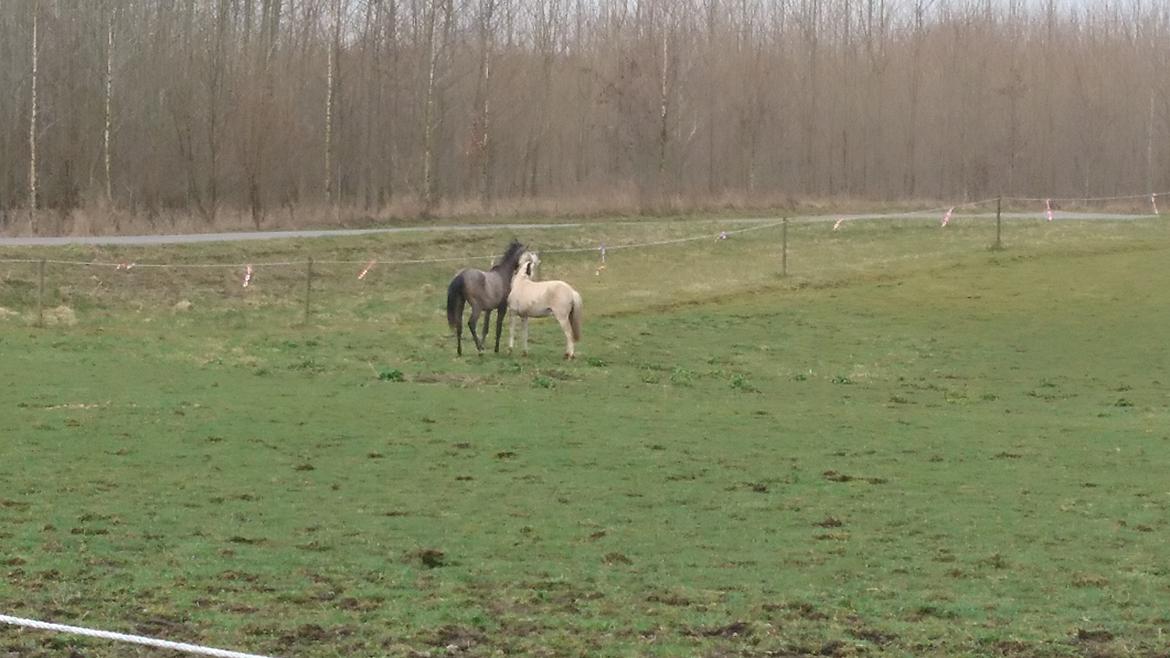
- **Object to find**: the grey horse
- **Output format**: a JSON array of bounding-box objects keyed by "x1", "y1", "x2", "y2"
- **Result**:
[{"x1": 446, "y1": 239, "x2": 526, "y2": 356}]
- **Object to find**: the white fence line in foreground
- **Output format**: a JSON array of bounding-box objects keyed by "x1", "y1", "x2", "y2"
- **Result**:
[{"x1": 0, "y1": 614, "x2": 278, "y2": 658}]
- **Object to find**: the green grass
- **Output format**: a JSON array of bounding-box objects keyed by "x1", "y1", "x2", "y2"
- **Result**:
[{"x1": 1, "y1": 216, "x2": 1169, "y2": 657}]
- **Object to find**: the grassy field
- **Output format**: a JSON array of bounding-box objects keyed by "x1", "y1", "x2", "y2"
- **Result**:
[{"x1": 1, "y1": 215, "x2": 1169, "y2": 657}]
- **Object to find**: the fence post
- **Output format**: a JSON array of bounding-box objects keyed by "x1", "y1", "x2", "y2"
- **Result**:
[
  {"x1": 303, "y1": 257, "x2": 313, "y2": 325},
  {"x1": 36, "y1": 259, "x2": 45, "y2": 327},
  {"x1": 994, "y1": 196, "x2": 1003, "y2": 250},
  {"x1": 781, "y1": 217, "x2": 789, "y2": 277}
]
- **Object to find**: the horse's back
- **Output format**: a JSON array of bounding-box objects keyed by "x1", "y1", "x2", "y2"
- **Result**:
[
  {"x1": 459, "y1": 267, "x2": 510, "y2": 307},
  {"x1": 512, "y1": 278, "x2": 575, "y2": 312}
]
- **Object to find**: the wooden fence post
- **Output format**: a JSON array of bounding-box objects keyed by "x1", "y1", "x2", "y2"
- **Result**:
[
  {"x1": 37, "y1": 259, "x2": 45, "y2": 326},
  {"x1": 304, "y1": 258, "x2": 313, "y2": 325},
  {"x1": 994, "y1": 196, "x2": 1003, "y2": 250},
  {"x1": 781, "y1": 217, "x2": 789, "y2": 277}
]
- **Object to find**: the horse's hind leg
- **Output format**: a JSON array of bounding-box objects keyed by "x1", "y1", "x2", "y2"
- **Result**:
[
  {"x1": 493, "y1": 304, "x2": 507, "y2": 353},
  {"x1": 481, "y1": 309, "x2": 492, "y2": 351},
  {"x1": 455, "y1": 308, "x2": 463, "y2": 357},
  {"x1": 467, "y1": 307, "x2": 485, "y2": 354},
  {"x1": 555, "y1": 310, "x2": 575, "y2": 359}
]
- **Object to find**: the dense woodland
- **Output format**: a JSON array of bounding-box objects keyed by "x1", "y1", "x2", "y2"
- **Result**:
[{"x1": 1, "y1": 0, "x2": 1168, "y2": 232}]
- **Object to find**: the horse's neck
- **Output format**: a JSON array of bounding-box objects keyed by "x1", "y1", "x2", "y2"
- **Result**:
[{"x1": 513, "y1": 275, "x2": 545, "y2": 299}]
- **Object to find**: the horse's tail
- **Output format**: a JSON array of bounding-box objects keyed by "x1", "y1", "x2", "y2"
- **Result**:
[
  {"x1": 569, "y1": 290, "x2": 583, "y2": 342},
  {"x1": 446, "y1": 274, "x2": 466, "y2": 333}
]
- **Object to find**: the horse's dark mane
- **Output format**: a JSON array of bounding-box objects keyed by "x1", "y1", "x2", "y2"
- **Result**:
[{"x1": 493, "y1": 239, "x2": 526, "y2": 273}]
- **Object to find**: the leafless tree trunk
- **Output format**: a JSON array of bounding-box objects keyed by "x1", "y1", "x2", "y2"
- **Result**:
[
  {"x1": 420, "y1": 0, "x2": 440, "y2": 215},
  {"x1": 104, "y1": 4, "x2": 115, "y2": 204},
  {"x1": 325, "y1": 0, "x2": 338, "y2": 204},
  {"x1": 704, "y1": 0, "x2": 717, "y2": 195},
  {"x1": 800, "y1": 0, "x2": 819, "y2": 194},
  {"x1": 28, "y1": 0, "x2": 38, "y2": 230},
  {"x1": 525, "y1": 0, "x2": 558, "y2": 198},
  {"x1": 244, "y1": 0, "x2": 281, "y2": 229},
  {"x1": 383, "y1": 0, "x2": 399, "y2": 205},
  {"x1": 359, "y1": 0, "x2": 376, "y2": 209},
  {"x1": 905, "y1": 0, "x2": 926, "y2": 197},
  {"x1": 656, "y1": 7, "x2": 670, "y2": 186},
  {"x1": 474, "y1": 0, "x2": 496, "y2": 206},
  {"x1": 202, "y1": 0, "x2": 230, "y2": 223},
  {"x1": 1148, "y1": 87, "x2": 1156, "y2": 195}
]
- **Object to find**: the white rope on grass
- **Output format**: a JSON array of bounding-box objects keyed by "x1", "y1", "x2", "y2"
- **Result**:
[{"x1": 0, "y1": 613, "x2": 278, "y2": 658}]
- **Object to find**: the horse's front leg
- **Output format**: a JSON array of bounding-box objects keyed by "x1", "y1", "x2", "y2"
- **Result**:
[
  {"x1": 508, "y1": 313, "x2": 519, "y2": 353},
  {"x1": 521, "y1": 317, "x2": 530, "y2": 356},
  {"x1": 493, "y1": 304, "x2": 507, "y2": 353},
  {"x1": 467, "y1": 307, "x2": 484, "y2": 354}
]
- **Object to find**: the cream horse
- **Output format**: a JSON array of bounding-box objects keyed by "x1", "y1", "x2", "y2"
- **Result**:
[{"x1": 508, "y1": 251, "x2": 583, "y2": 359}]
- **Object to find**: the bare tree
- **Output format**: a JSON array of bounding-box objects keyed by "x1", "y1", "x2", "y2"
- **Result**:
[
  {"x1": 2, "y1": 0, "x2": 1168, "y2": 232},
  {"x1": 420, "y1": 0, "x2": 441, "y2": 215},
  {"x1": 103, "y1": 2, "x2": 115, "y2": 203},
  {"x1": 325, "y1": 0, "x2": 340, "y2": 204},
  {"x1": 474, "y1": 0, "x2": 497, "y2": 206},
  {"x1": 656, "y1": 1, "x2": 671, "y2": 184},
  {"x1": 28, "y1": 0, "x2": 38, "y2": 230}
]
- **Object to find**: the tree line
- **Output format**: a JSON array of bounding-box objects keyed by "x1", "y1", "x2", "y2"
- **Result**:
[{"x1": 1, "y1": 0, "x2": 1168, "y2": 232}]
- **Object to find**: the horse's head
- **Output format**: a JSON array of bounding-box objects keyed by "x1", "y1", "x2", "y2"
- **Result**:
[
  {"x1": 517, "y1": 251, "x2": 541, "y2": 279},
  {"x1": 496, "y1": 239, "x2": 527, "y2": 271}
]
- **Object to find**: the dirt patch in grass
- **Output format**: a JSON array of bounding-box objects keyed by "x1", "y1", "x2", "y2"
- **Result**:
[
  {"x1": 690, "y1": 620, "x2": 752, "y2": 638},
  {"x1": 764, "y1": 601, "x2": 828, "y2": 621},
  {"x1": 848, "y1": 625, "x2": 898, "y2": 646},
  {"x1": 408, "y1": 548, "x2": 448, "y2": 568},
  {"x1": 427, "y1": 624, "x2": 488, "y2": 651},
  {"x1": 411, "y1": 372, "x2": 500, "y2": 386}
]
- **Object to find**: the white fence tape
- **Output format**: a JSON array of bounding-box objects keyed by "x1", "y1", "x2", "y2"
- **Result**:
[
  {"x1": 0, "y1": 195, "x2": 1163, "y2": 272},
  {"x1": 0, "y1": 613, "x2": 278, "y2": 658},
  {"x1": 0, "y1": 219, "x2": 789, "y2": 270}
]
